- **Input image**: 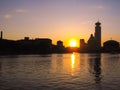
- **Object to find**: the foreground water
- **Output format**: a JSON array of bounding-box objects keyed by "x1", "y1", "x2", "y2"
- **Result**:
[{"x1": 0, "y1": 53, "x2": 120, "y2": 90}]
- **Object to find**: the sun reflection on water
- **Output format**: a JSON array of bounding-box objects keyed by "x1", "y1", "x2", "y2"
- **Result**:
[
  {"x1": 71, "y1": 53, "x2": 75, "y2": 76},
  {"x1": 71, "y1": 53, "x2": 75, "y2": 69}
]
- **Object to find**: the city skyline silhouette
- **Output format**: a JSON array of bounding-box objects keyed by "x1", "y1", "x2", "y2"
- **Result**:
[{"x1": 0, "y1": 21, "x2": 120, "y2": 54}]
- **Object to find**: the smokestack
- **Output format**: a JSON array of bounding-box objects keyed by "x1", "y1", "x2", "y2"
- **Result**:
[{"x1": 1, "y1": 31, "x2": 3, "y2": 39}]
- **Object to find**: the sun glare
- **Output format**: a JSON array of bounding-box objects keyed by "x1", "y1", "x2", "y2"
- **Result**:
[{"x1": 70, "y1": 39, "x2": 77, "y2": 47}]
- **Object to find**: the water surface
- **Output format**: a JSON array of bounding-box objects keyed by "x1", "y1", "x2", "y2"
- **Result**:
[{"x1": 0, "y1": 53, "x2": 120, "y2": 90}]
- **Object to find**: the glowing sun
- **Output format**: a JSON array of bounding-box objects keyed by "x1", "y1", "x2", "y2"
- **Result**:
[{"x1": 70, "y1": 39, "x2": 77, "y2": 47}]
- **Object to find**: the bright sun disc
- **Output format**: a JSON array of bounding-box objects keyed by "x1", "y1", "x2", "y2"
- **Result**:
[{"x1": 70, "y1": 39, "x2": 76, "y2": 47}]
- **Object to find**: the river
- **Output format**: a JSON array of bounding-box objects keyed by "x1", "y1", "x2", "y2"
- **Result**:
[{"x1": 0, "y1": 53, "x2": 120, "y2": 90}]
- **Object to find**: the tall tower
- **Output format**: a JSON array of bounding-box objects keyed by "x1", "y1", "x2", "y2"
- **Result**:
[
  {"x1": 0, "y1": 31, "x2": 3, "y2": 40},
  {"x1": 94, "y1": 21, "x2": 101, "y2": 47}
]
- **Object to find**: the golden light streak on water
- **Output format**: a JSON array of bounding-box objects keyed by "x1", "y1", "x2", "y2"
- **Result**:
[
  {"x1": 71, "y1": 53, "x2": 75, "y2": 76},
  {"x1": 71, "y1": 53, "x2": 75, "y2": 69}
]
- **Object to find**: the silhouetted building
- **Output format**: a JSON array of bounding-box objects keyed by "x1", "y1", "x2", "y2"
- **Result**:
[
  {"x1": 85, "y1": 21, "x2": 102, "y2": 52},
  {"x1": 56, "y1": 40, "x2": 65, "y2": 53},
  {"x1": 79, "y1": 39, "x2": 88, "y2": 52},
  {"x1": 87, "y1": 34, "x2": 99, "y2": 52},
  {"x1": 15, "y1": 38, "x2": 52, "y2": 54},
  {"x1": 35, "y1": 38, "x2": 52, "y2": 46},
  {"x1": 103, "y1": 40, "x2": 119, "y2": 52},
  {"x1": 57, "y1": 40, "x2": 63, "y2": 47},
  {"x1": 0, "y1": 39, "x2": 16, "y2": 54},
  {"x1": 95, "y1": 21, "x2": 101, "y2": 47},
  {"x1": 79, "y1": 21, "x2": 102, "y2": 53},
  {"x1": 34, "y1": 38, "x2": 52, "y2": 53},
  {"x1": 88, "y1": 34, "x2": 97, "y2": 46},
  {"x1": 80, "y1": 39, "x2": 85, "y2": 48},
  {"x1": 0, "y1": 31, "x2": 3, "y2": 40},
  {"x1": 24, "y1": 37, "x2": 29, "y2": 40}
]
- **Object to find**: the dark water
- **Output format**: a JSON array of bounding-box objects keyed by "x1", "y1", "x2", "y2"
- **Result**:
[{"x1": 0, "y1": 53, "x2": 120, "y2": 90}]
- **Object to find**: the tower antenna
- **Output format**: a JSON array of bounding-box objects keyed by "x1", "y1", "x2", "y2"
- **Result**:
[
  {"x1": 0, "y1": 24, "x2": 6, "y2": 40},
  {"x1": 98, "y1": 19, "x2": 100, "y2": 22}
]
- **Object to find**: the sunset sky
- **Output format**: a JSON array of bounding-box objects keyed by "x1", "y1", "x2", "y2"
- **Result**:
[{"x1": 0, "y1": 0, "x2": 120, "y2": 47}]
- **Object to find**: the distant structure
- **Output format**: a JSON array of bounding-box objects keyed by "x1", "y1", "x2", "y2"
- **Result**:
[
  {"x1": 24, "y1": 37, "x2": 29, "y2": 40},
  {"x1": 56, "y1": 40, "x2": 65, "y2": 53},
  {"x1": 16, "y1": 38, "x2": 52, "y2": 54},
  {"x1": 0, "y1": 31, "x2": 3, "y2": 40},
  {"x1": 88, "y1": 21, "x2": 102, "y2": 52},
  {"x1": 95, "y1": 21, "x2": 101, "y2": 47},
  {"x1": 80, "y1": 39, "x2": 86, "y2": 48},
  {"x1": 57, "y1": 40, "x2": 63, "y2": 47},
  {"x1": 80, "y1": 21, "x2": 102, "y2": 52},
  {"x1": 35, "y1": 38, "x2": 52, "y2": 51},
  {"x1": 103, "y1": 40, "x2": 119, "y2": 52},
  {"x1": 88, "y1": 34, "x2": 97, "y2": 46}
]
